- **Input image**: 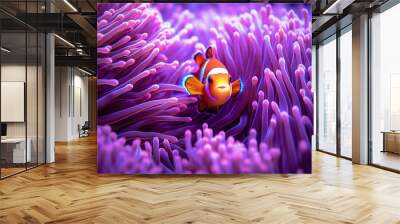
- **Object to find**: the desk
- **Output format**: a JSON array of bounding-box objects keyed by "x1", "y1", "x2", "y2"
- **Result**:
[
  {"x1": 1, "y1": 138, "x2": 31, "y2": 163},
  {"x1": 382, "y1": 131, "x2": 400, "y2": 154}
]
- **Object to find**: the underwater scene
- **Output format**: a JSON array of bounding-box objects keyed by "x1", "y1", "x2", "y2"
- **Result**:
[{"x1": 97, "y1": 3, "x2": 313, "y2": 174}]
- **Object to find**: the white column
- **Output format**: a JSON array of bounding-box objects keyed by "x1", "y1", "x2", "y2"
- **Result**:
[
  {"x1": 352, "y1": 14, "x2": 369, "y2": 164},
  {"x1": 45, "y1": 0, "x2": 56, "y2": 163},
  {"x1": 46, "y1": 32, "x2": 55, "y2": 163}
]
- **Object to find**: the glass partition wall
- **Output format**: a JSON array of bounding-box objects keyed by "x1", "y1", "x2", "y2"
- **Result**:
[
  {"x1": 1, "y1": 30, "x2": 27, "y2": 177},
  {"x1": 317, "y1": 35, "x2": 337, "y2": 155},
  {"x1": 316, "y1": 0, "x2": 400, "y2": 172},
  {"x1": 316, "y1": 26, "x2": 353, "y2": 159},
  {"x1": 339, "y1": 27, "x2": 352, "y2": 159},
  {"x1": 0, "y1": 1, "x2": 46, "y2": 179},
  {"x1": 370, "y1": 2, "x2": 400, "y2": 172}
]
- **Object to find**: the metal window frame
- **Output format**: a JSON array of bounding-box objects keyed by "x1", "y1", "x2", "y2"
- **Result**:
[
  {"x1": 315, "y1": 0, "x2": 400, "y2": 173},
  {"x1": 315, "y1": 22, "x2": 353, "y2": 162}
]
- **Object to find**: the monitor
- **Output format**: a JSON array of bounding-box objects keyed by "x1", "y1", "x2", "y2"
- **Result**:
[{"x1": 1, "y1": 123, "x2": 7, "y2": 137}]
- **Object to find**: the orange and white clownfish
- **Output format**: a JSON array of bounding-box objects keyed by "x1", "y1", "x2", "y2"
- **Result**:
[{"x1": 182, "y1": 46, "x2": 243, "y2": 112}]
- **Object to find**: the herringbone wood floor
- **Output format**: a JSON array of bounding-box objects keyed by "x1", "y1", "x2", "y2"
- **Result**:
[{"x1": 0, "y1": 135, "x2": 400, "y2": 224}]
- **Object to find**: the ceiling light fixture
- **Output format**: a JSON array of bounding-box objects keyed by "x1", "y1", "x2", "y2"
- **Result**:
[
  {"x1": 63, "y1": 0, "x2": 78, "y2": 12},
  {"x1": 323, "y1": 0, "x2": 341, "y2": 14},
  {"x1": 76, "y1": 48, "x2": 85, "y2": 55},
  {"x1": 323, "y1": 0, "x2": 354, "y2": 15},
  {"x1": 78, "y1": 67, "x2": 93, "y2": 76},
  {"x1": 1, "y1": 47, "x2": 11, "y2": 53},
  {"x1": 54, "y1": 34, "x2": 75, "y2": 48}
]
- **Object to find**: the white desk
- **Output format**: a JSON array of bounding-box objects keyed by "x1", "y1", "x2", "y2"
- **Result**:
[{"x1": 1, "y1": 138, "x2": 31, "y2": 163}]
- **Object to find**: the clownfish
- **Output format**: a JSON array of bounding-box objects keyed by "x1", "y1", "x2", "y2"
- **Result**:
[{"x1": 182, "y1": 46, "x2": 243, "y2": 112}]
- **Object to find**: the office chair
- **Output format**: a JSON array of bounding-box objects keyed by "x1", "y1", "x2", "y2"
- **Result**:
[{"x1": 79, "y1": 121, "x2": 90, "y2": 138}]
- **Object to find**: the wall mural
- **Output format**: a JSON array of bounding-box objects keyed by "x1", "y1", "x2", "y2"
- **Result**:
[{"x1": 97, "y1": 3, "x2": 313, "y2": 174}]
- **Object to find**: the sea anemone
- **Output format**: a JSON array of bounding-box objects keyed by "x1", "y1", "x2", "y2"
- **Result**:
[{"x1": 97, "y1": 3, "x2": 312, "y2": 174}]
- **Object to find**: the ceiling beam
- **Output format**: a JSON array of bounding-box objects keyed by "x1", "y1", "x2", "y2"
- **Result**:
[{"x1": 55, "y1": 55, "x2": 95, "y2": 69}]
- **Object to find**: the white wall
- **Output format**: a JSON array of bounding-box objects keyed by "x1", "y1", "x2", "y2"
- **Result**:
[
  {"x1": 72, "y1": 73, "x2": 89, "y2": 138},
  {"x1": 1, "y1": 65, "x2": 26, "y2": 131},
  {"x1": 55, "y1": 66, "x2": 89, "y2": 141},
  {"x1": 1, "y1": 65, "x2": 26, "y2": 140},
  {"x1": 1, "y1": 64, "x2": 26, "y2": 81},
  {"x1": 55, "y1": 66, "x2": 69, "y2": 141},
  {"x1": 1, "y1": 63, "x2": 46, "y2": 163}
]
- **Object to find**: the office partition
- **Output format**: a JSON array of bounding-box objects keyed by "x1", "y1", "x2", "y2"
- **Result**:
[{"x1": 0, "y1": 0, "x2": 47, "y2": 179}]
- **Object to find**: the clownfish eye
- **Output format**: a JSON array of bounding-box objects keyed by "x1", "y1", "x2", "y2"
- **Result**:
[{"x1": 208, "y1": 76, "x2": 213, "y2": 83}]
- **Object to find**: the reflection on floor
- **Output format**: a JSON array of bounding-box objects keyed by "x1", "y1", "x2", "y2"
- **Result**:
[
  {"x1": 0, "y1": 162, "x2": 41, "y2": 178},
  {"x1": 0, "y1": 135, "x2": 400, "y2": 223},
  {"x1": 1, "y1": 167, "x2": 25, "y2": 177},
  {"x1": 341, "y1": 147, "x2": 352, "y2": 158},
  {"x1": 373, "y1": 150, "x2": 400, "y2": 171}
]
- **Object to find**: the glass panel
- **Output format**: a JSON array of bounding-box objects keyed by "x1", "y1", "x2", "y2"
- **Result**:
[
  {"x1": 0, "y1": 0, "x2": 46, "y2": 178},
  {"x1": 27, "y1": 30, "x2": 38, "y2": 169},
  {"x1": 0, "y1": 0, "x2": 28, "y2": 177},
  {"x1": 371, "y1": 4, "x2": 400, "y2": 171},
  {"x1": 38, "y1": 32, "x2": 45, "y2": 165},
  {"x1": 317, "y1": 37, "x2": 337, "y2": 154},
  {"x1": 26, "y1": 0, "x2": 39, "y2": 169},
  {"x1": 37, "y1": 0, "x2": 47, "y2": 166},
  {"x1": 340, "y1": 29, "x2": 352, "y2": 158},
  {"x1": 1, "y1": 31, "x2": 27, "y2": 177}
]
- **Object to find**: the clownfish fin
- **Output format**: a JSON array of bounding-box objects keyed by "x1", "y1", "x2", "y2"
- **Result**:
[
  {"x1": 231, "y1": 79, "x2": 243, "y2": 96},
  {"x1": 205, "y1": 46, "x2": 214, "y2": 58},
  {"x1": 183, "y1": 75, "x2": 204, "y2": 95},
  {"x1": 194, "y1": 52, "x2": 206, "y2": 65}
]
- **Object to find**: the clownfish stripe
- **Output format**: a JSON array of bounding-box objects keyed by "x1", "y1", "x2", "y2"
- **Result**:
[
  {"x1": 240, "y1": 79, "x2": 244, "y2": 93},
  {"x1": 208, "y1": 68, "x2": 228, "y2": 75},
  {"x1": 182, "y1": 74, "x2": 194, "y2": 94},
  {"x1": 199, "y1": 60, "x2": 209, "y2": 82},
  {"x1": 205, "y1": 67, "x2": 229, "y2": 85}
]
